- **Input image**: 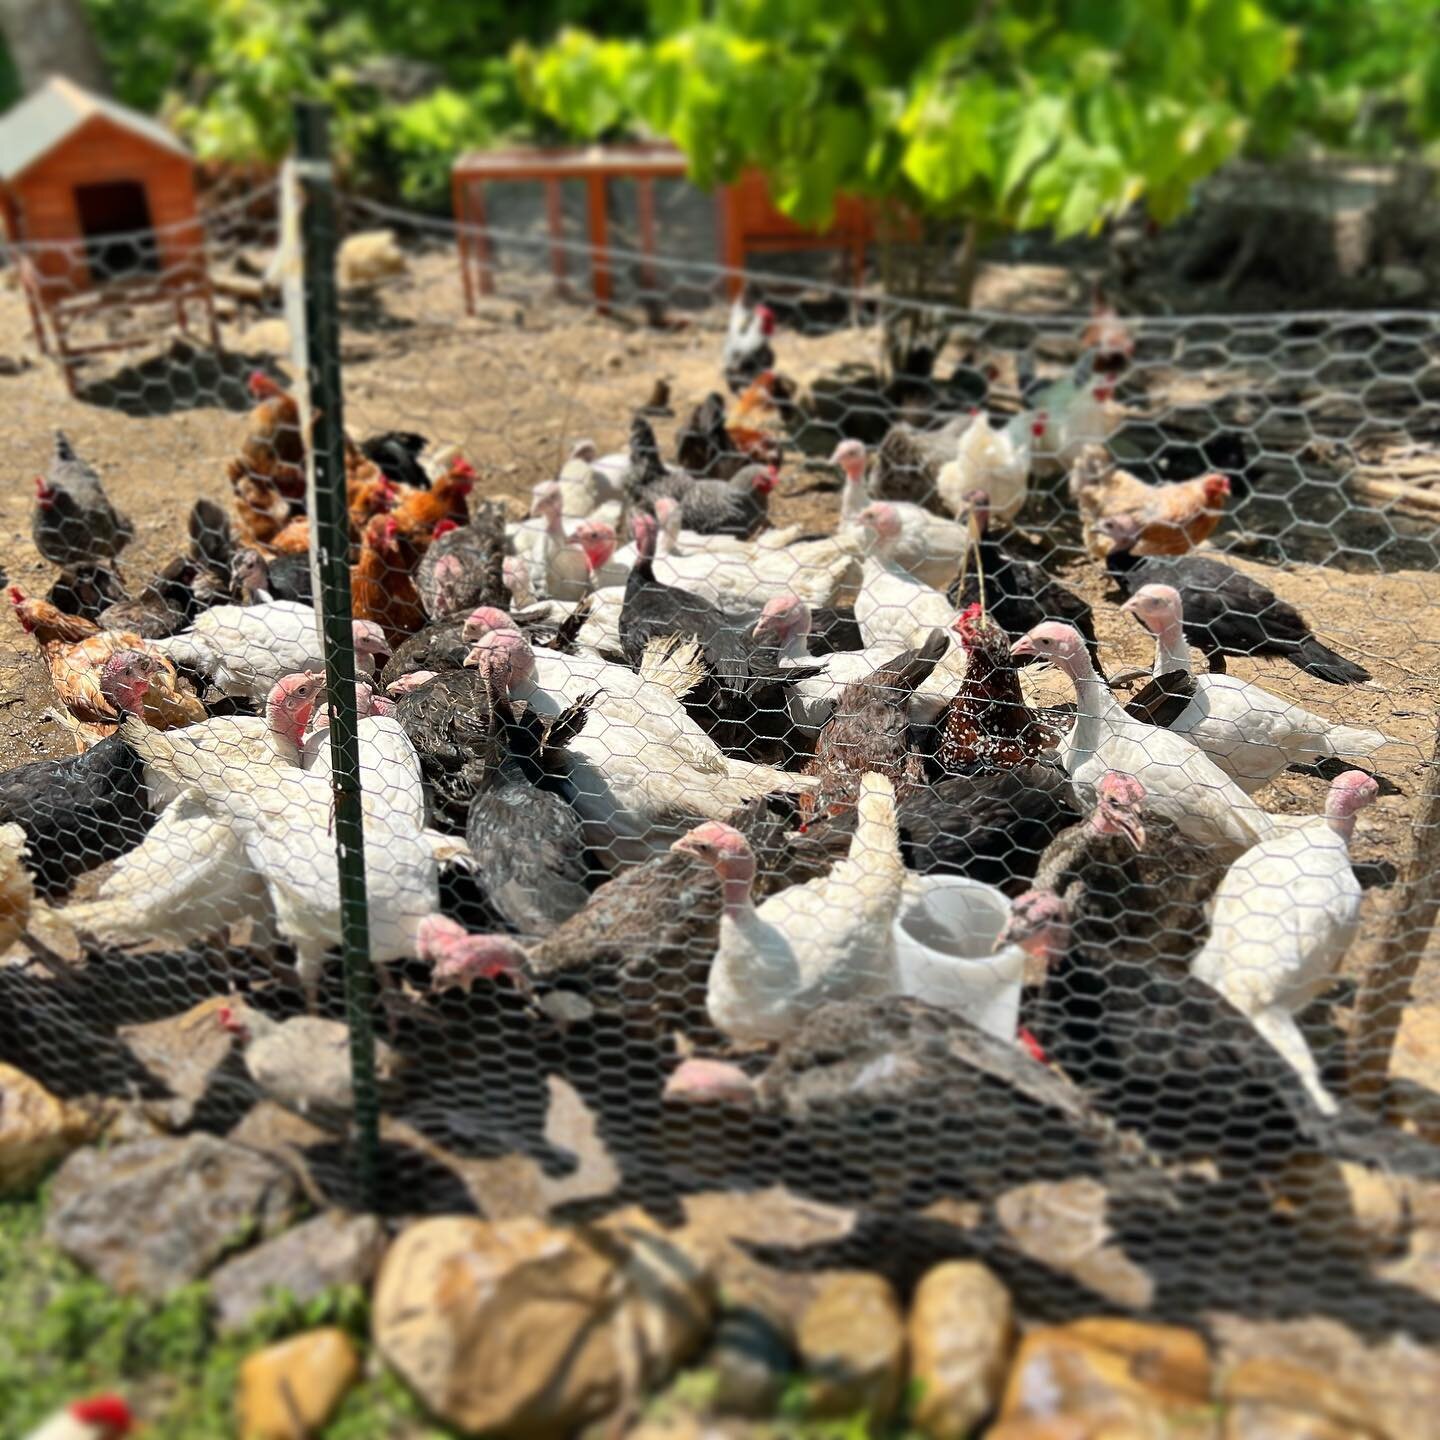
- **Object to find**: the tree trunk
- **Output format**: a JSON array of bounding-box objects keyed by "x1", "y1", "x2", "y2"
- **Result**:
[
  {"x1": 0, "y1": 0, "x2": 110, "y2": 96},
  {"x1": 951, "y1": 218, "x2": 983, "y2": 311}
]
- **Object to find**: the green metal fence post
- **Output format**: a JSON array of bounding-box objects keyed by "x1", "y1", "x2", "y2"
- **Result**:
[{"x1": 294, "y1": 100, "x2": 381, "y2": 1210}]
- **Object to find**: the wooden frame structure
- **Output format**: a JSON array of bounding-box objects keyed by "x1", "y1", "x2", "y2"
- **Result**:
[
  {"x1": 453, "y1": 143, "x2": 883, "y2": 312},
  {"x1": 0, "y1": 77, "x2": 220, "y2": 394}
]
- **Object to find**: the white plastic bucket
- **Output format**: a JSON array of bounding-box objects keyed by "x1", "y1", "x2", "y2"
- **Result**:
[{"x1": 893, "y1": 875, "x2": 1020, "y2": 1041}]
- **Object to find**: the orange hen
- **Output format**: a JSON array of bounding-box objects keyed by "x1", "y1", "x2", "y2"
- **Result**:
[
  {"x1": 226, "y1": 370, "x2": 308, "y2": 502},
  {"x1": 1074, "y1": 456, "x2": 1231, "y2": 558},
  {"x1": 389, "y1": 457, "x2": 475, "y2": 548},
  {"x1": 351, "y1": 514, "x2": 425, "y2": 647}
]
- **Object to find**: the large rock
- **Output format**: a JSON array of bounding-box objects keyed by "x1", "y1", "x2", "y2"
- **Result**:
[
  {"x1": 794, "y1": 1272, "x2": 906, "y2": 1425},
  {"x1": 373, "y1": 1214, "x2": 711, "y2": 1437},
  {"x1": 45, "y1": 1134, "x2": 301, "y2": 1297},
  {"x1": 909, "y1": 1261, "x2": 1013, "y2": 1440},
  {"x1": 118, "y1": 996, "x2": 244, "y2": 1131},
  {"x1": 211, "y1": 1211, "x2": 386, "y2": 1333},
  {"x1": 1219, "y1": 1358, "x2": 1386, "y2": 1439},
  {"x1": 999, "y1": 1319, "x2": 1211, "y2": 1434},
  {"x1": 237, "y1": 1327, "x2": 360, "y2": 1440},
  {"x1": 995, "y1": 1179, "x2": 1155, "y2": 1310},
  {"x1": 0, "y1": 1062, "x2": 100, "y2": 1195}
]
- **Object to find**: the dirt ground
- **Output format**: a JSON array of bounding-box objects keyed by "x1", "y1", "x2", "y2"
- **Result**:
[{"x1": 1, "y1": 239, "x2": 1438, "y2": 993}]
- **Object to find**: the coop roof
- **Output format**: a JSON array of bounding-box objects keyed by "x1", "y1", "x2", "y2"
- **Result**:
[{"x1": 0, "y1": 75, "x2": 190, "y2": 183}]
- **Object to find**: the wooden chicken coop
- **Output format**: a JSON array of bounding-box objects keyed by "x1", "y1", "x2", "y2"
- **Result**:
[
  {"x1": 0, "y1": 76, "x2": 219, "y2": 393},
  {"x1": 452, "y1": 143, "x2": 886, "y2": 311}
]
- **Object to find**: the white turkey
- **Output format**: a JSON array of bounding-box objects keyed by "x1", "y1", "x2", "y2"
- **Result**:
[
  {"x1": 152, "y1": 601, "x2": 386, "y2": 701},
  {"x1": 1190, "y1": 770, "x2": 1380, "y2": 1113},
  {"x1": 834, "y1": 439, "x2": 972, "y2": 588},
  {"x1": 678, "y1": 770, "x2": 904, "y2": 1044},
  {"x1": 1011, "y1": 621, "x2": 1277, "y2": 854},
  {"x1": 1120, "y1": 584, "x2": 1397, "y2": 793}
]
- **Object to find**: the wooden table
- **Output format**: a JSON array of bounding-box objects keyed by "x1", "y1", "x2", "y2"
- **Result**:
[{"x1": 453, "y1": 144, "x2": 886, "y2": 311}]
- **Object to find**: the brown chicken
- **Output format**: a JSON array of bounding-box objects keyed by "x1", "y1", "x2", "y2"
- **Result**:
[
  {"x1": 229, "y1": 470, "x2": 294, "y2": 552},
  {"x1": 1071, "y1": 447, "x2": 1231, "y2": 557},
  {"x1": 799, "y1": 629, "x2": 948, "y2": 820},
  {"x1": 351, "y1": 514, "x2": 425, "y2": 647},
  {"x1": 226, "y1": 370, "x2": 307, "y2": 502},
  {"x1": 346, "y1": 441, "x2": 399, "y2": 534},
  {"x1": 933, "y1": 604, "x2": 1058, "y2": 775},
  {"x1": 10, "y1": 588, "x2": 205, "y2": 749},
  {"x1": 1080, "y1": 284, "x2": 1135, "y2": 375},
  {"x1": 389, "y1": 456, "x2": 475, "y2": 549},
  {"x1": 725, "y1": 371, "x2": 792, "y2": 465}
]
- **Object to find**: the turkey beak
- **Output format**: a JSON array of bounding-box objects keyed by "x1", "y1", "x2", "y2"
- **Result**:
[
  {"x1": 1009, "y1": 635, "x2": 1038, "y2": 659},
  {"x1": 751, "y1": 613, "x2": 781, "y2": 643},
  {"x1": 1106, "y1": 801, "x2": 1147, "y2": 851}
]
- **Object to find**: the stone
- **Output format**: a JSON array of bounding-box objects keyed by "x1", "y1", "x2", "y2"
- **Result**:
[
  {"x1": 994, "y1": 1180, "x2": 1155, "y2": 1310},
  {"x1": 999, "y1": 1319, "x2": 1212, "y2": 1435},
  {"x1": 118, "y1": 996, "x2": 243, "y2": 1131},
  {"x1": 794, "y1": 1272, "x2": 905, "y2": 1426},
  {"x1": 707, "y1": 1304, "x2": 794, "y2": 1417},
  {"x1": 238, "y1": 318, "x2": 292, "y2": 355},
  {"x1": 338, "y1": 229, "x2": 407, "y2": 288},
  {"x1": 909, "y1": 1261, "x2": 1014, "y2": 1440},
  {"x1": 45, "y1": 1134, "x2": 301, "y2": 1297},
  {"x1": 372, "y1": 1214, "x2": 712, "y2": 1437},
  {"x1": 211, "y1": 1211, "x2": 386, "y2": 1333},
  {"x1": 237, "y1": 1327, "x2": 360, "y2": 1440},
  {"x1": 1219, "y1": 1358, "x2": 1385, "y2": 1438},
  {"x1": 0, "y1": 1062, "x2": 100, "y2": 1195}
]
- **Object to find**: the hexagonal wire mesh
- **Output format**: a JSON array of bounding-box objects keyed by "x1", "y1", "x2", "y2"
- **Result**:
[{"x1": 5, "y1": 171, "x2": 1440, "y2": 1356}]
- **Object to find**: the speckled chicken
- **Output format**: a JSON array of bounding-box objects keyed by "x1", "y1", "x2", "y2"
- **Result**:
[
  {"x1": 32, "y1": 431, "x2": 134, "y2": 571},
  {"x1": 934, "y1": 604, "x2": 1059, "y2": 776}
]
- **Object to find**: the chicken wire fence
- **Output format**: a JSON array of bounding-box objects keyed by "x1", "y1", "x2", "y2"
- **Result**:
[{"x1": 5, "y1": 137, "x2": 1440, "y2": 1355}]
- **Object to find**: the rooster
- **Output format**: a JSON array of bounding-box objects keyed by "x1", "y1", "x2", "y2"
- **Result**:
[
  {"x1": 389, "y1": 455, "x2": 476, "y2": 548},
  {"x1": 725, "y1": 370, "x2": 792, "y2": 464},
  {"x1": 723, "y1": 298, "x2": 777, "y2": 393},
  {"x1": 226, "y1": 369, "x2": 307, "y2": 501},
  {"x1": 23, "y1": 1395, "x2": 134, "y2": 1440},
  {"x1": 1071, "y1": 448, "x2": 1231, "y2": 557}
]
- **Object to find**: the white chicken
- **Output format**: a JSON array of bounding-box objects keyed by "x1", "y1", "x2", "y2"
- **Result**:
[
  {"x1": 556, "y1": 438, "x2": 626, "y2": 524},
  {"x1": 1121, "y1": 584, "x2": 1397, "y2": 793},
  {"x1": 852, "y1": 503, "x2": 960, "y2": 652},
  {"x1": 1025, "y1": 363, "x2": 1117, "y2": 476},
  {"x1": 1011, "y1": 622, "x2": 1277, "y2": 854},
  {"x1": 23, "y1": 1395, "x2": 134, "y2": 1440},
  {"x1": 678, "y1": 770, "x2": 904, "y2": 1044},
  {"x1": 834, "y1": 439, "x2": 972, "y2": 588},
  {"x1": 153, "y1": 601, "x2": 386, "y2": 701},
  {"x1": 935, "y1": 411, "x2": 1044, "y2": 521},
  {"x1": 466, "y1": 625, "x2": 811, "y2": 869},
  {"x1": 1191, "y1": 770, "x2": 1380, "y2": 1113}
]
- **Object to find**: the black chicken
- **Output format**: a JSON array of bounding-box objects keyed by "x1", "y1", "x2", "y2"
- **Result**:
[
  {"x1": 32, "y1": 431, "x2": 134, "y2": 571},
  {"x1": 1098, "y1": 514, "x2": 1372, "y2": 684},
  {"x1": 359, "y1": 430, "x2": 431, "y2": 489},
  {"x1": 0, "y1": 735, "x2": 153, "y2": 899},
  {"x1": 947, "y1": 489, "x2": 1102, "y2": 674}
]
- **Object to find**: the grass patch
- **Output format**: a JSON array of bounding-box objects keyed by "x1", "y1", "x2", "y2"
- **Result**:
[{"x1": 0, "y1": 1189, "x2": 442, "y2": 1438}]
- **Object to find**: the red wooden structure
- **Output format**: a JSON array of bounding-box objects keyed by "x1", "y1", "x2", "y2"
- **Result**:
[
  {"x1": 0, "y1": 77, "x2": 219, "y2": 393},
  {"x1": 453, "y1": 143, "x2": 884, "y2": 311}
]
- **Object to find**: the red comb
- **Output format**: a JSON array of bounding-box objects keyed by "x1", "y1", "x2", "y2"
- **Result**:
[
  {"x1": 8, "y1": 586, "x2": 24, "y2": 606},
  {"x1": 1017, "y1": 1027, "x2": 1048, "y2": 1065},
  {"x1": 71, "y1": 1395, "x2": 134, "y2": 1432},
  {"x1": 432, "y1": 518, "x2": 459, "y2": 538},
  {"x1": 959, "y1": 601, "x2": 983, "y2": 621},
  {"x1": 451, "y1": 457, "x2": 477, "y2": 480}
]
